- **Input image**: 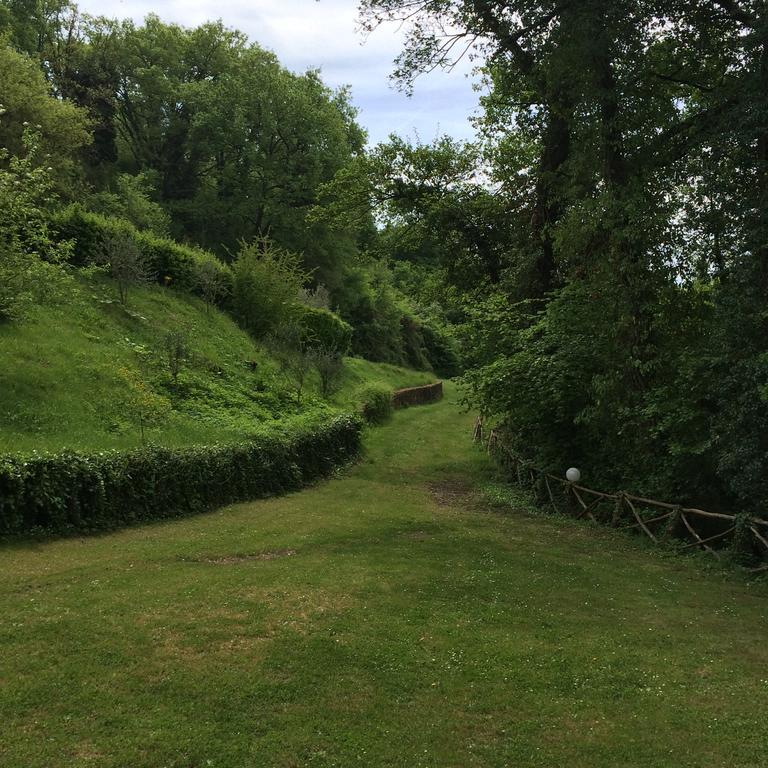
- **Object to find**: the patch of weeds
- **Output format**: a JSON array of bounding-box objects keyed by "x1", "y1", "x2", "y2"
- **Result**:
[{"x1": 478, "y1": 478, "x2": 537, "y2": 512}]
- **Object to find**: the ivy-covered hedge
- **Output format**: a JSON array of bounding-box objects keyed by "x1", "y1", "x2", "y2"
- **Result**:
[
  {"x1": 52, "y1": 205, "x2": 233, "y2": 298},
  {"x1": 0, "y1": 414, "x2": 362, "y2": 537}
]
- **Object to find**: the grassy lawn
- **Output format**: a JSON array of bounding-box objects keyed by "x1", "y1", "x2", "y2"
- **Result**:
[{"x1": 1, "y1": 385, "x2": 767, "y2": 767}]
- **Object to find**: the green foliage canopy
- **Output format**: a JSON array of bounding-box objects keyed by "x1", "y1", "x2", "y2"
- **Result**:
[{"x1": 355, "y1": 0, "x2": 768, "y2": 516}]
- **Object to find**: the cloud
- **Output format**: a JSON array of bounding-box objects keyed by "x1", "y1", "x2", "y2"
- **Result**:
[{"x1": 75, "y1": 0, "x2": 482, "y2": 145}]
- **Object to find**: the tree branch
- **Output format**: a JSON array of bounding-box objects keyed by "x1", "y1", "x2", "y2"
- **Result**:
[
  {"x1": 640, "y1": 94, "x2": 741, "y2": 170},
  {"x1": 651, "y1": 71, "x2": 716, "y2": 93}
]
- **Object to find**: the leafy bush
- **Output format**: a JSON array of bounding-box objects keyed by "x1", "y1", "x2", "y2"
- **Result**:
[
  {"x1": 96, "y1": 232, "x2": 153, "y2": 305},
  {"x1": 86, "y1": 172, "x2": 171, "y2": 236},
  {"x1": 400, "y1": 314, "x2": 431, "y2": 370},
  {"x1": 52, "y1": 205, "x2": 130, "y2": 263},
  {"x1": 298, "y1": 305, "x2": 353, "y2": 354},
  {"x1": 232, "y1": 238, "x2": 309, "y2": 338},
  {"x1": 0, "y1": 245, "x2": 60, "y2": 321},
  {"x1": 0, "y1": 414, "x2": 363, "y2": 537},
  {"x1": 335, "y1": 263, "x2": 455, "y2": 373},
  {"x1": 420, "y1": 321, "x2": 462, "y2": 378},
  {"x1": 357, "y1": 385, "x2": 393, "y2": 425},
  {"x1": 336, "y1": 265, "x2": 407, "y2": 364},
  {"x1": 0, "y1": 126, "x2": 73, "y2": 321},
  {"x1": 310, "y1": 346, "x2": 345, "y2": 398}
]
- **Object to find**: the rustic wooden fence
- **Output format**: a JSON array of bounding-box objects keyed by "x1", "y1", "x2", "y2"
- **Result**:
[
  {"x1": 393, "y1": 381, "x2": 443, "y2": 409},
  {"x1": 474, "y1": 417, "x2": 768, "y2": 572}
]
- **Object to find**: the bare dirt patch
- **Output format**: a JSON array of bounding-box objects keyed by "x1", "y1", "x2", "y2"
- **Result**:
[
  {"x1": 427, "y1": 477, "x2": 473, "y2": 508},
  {"x1": 402, "y1": 530, "x2": 433, "y2": 541},
  {"x1": 197, "y1": 549, "x2": 297, "y2": 565},
  {"x1": 70, "y1": 744, "x2": 104, "y2": 762}
]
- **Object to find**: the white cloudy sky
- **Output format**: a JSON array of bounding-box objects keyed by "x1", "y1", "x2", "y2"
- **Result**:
[{"x1": 74, "y1": 0, "x2": 483, "y2": 146}]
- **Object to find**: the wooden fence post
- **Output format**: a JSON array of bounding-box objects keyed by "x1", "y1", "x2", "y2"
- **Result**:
[
  {"x1": 662, "y1": 507, "x2": 682, "y2": 540},
  {"x1": 730, "y1": 514, "x2": 757, "y2": 566},
  {"x1": 610, "y1": 495, "x2": 623, "y2": 527},
  {"x1": 481, "y1": 437, "x2": 768, "y2": 569}
]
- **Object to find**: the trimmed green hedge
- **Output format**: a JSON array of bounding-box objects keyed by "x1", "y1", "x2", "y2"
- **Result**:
[
  {"x1": 52, "y1": 205, "x2": 233, "y2": 299},
  {"x1": 298, "y1": 305, "x2": 353, "y2": 353},
  {"x1": 0, "y1": 414, "x2": 362, "y2": 537}
]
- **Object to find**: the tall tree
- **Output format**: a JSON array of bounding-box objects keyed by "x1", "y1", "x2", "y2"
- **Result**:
[
  {"x1": 360, "y1": 0, "x2": 582, "y2": 296},
  {"x1": 0, "y1": 41, "x2": 91, "y2": 189}
]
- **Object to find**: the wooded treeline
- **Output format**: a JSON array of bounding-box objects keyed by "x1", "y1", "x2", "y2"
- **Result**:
[
  {"x1": 0, "y1": 0, "x2": 459, "y2": 374},
  {"x1": 4, "y1": 0, "x2": 767, "y2": 517},
  {"x1": 348, "y1": 0, "x2": 768, "y2": 515}
]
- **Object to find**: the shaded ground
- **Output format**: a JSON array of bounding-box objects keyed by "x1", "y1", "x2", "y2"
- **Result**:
[{"x1": 1, "y1": 385, "x2": 767, "y2": 767}]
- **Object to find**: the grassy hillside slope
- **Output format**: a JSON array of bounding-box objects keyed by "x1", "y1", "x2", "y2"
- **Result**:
[{"x1": 0, "y1": 273, "x2": 432, "y2": 455}]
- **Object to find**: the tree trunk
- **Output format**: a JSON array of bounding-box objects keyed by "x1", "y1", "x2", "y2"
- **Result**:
[
  {"x1": 529, "y1": 104, "x2": 570, "y2": 296},
  {"x1": 757, "y1": 10, "x2": 768, "y2": 289}
]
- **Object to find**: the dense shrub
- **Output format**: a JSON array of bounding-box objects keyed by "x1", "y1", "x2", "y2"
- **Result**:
[
  {"x1": 0, "y1": 129, "x2": 73, "y2": 321},
  {"x1": 335, "y1": 264, "x2": 457, "y2": 373},
  {"x1": 357, "y1": 385, "x2": 394, "y2": 425},
  {"x1": 134, "y1": 230, "x2": 223, "y2": 293},
  {"x1": 51, "y1": 205, "x2": 233, "y2": 299},
  {"x1": 86, "y1": 173, "x2": 171, "y2": 236},
  {"x1": 232, "y1": 239, "x2": 309, "y2": 338},
  {"x1": 0, "y1": 414, "x2": 362, "y2": 537},
  {"x1": 336, "y1": 265, "x2": 407, "y2": 364},
  {"x1": 52, "y1": 205, "x2": 132, "y2": 262},
  {"x1": 298, "y1": 305, "x2": 353, "y2": 353},
  {"x1": 400, "y1": 315, "x2": 431, "y2": 371},
  {"x1": 420, "y1": 322, "x2": 462, "y2": 378}
]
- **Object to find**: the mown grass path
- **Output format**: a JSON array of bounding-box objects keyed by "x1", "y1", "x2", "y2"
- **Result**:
[{"x1": 2, "y1": 386, "x2": 768, "y2": 767}]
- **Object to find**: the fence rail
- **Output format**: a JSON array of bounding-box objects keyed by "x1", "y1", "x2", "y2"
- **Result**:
[
  {"x1": 474, "y1": 417, "x2": 768, "y2": 572},
  {"x1": 393, "y1": 381, "x2": 443, "y2": 409}
]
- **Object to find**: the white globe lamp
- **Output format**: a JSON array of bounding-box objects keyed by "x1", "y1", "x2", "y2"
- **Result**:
[{"x1": 566, "y1": 467, "x2": 581, "y2": 483}]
